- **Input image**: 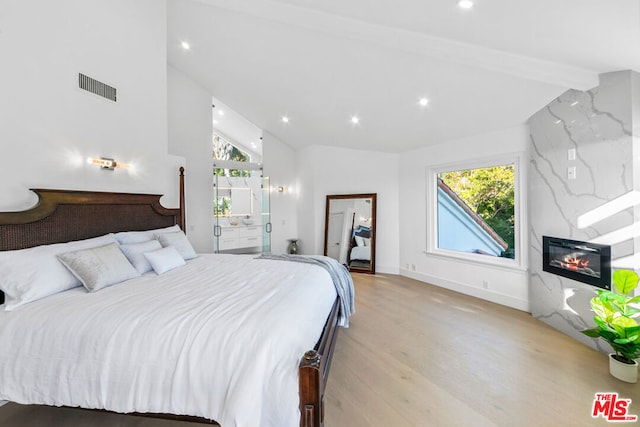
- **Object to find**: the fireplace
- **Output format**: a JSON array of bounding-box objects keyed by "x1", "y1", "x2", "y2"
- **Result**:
[{"x1": 542, "y1": 236, "x2": 611, "y2": 290}]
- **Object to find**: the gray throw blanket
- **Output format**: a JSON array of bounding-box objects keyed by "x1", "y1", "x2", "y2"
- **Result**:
[{"x1": 257, "y1": 254, "x2": 355, "y2": 327}]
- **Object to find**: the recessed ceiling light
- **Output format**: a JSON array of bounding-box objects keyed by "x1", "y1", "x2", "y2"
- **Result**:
[
  {"x1": 251, "y1": 142, "x2": 257, "y2": 148},
  {"x1": 419, "y1": 98, "x2": 429, "y2": 107},
  {"x1": 351, "y1": 116, "x2": 360, "y2": 124},
  {"x1": 457, "y1": 0, "x2": 474, "y2": 9},
  {"x1": 570, "y1": 101, "x2": 579, "y2": 106},
  {"x1": 218, "y1": 110, "x2": 225, "y2": 116},
  {"x1": 282, "y1": 116, "x2": 289, "y2": 123},
  {"x1": 213, "y1": 119, "x2": 218, "y2": 125},
  {"x1": 181, "y1": 41, "x2": 191, "y2": 50}
]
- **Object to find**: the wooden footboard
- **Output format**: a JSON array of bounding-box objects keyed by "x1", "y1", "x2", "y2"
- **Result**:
[{"x1": 298, "y1": 297, "x2": 341, "y2": 427}]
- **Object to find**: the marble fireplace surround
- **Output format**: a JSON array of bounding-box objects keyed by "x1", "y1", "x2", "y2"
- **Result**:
[{"x1": 528, "y1": 70, "x2": 640, "y2": 353}]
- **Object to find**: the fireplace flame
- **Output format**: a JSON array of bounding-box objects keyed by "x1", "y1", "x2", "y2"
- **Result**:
[{"x1": 560, "y1": 255, "x2": 590, "y2": 271}]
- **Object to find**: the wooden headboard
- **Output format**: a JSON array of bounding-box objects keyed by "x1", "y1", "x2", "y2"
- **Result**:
[{"x1": 0, "y1": 167, "x2": 186, "y2": 305}]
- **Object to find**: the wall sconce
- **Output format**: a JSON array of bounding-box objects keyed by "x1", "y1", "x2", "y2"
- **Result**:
[
  {"x1": 275, "y1": 186, "x2": 288, "y2": 193},
  {"x1": 87, "y1": 157, "x2": 130, "y2": 171}
]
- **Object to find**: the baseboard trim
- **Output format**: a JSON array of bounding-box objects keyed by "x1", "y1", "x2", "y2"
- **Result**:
[
  {"x1": 374, "y1": 264, "x2": 400, "y2": 275},
  {"x1": 400, "y1": 269, "x2": 530, "y2": 312}
]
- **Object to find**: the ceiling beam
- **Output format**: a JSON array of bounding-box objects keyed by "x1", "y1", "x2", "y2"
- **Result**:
[{"x1": 194, "y1": 0, "x2": 599, "y2": 91}]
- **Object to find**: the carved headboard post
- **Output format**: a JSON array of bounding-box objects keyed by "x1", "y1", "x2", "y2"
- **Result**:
[{"x1": 179, "y1": 166, "x2": 186, "y2": 231}]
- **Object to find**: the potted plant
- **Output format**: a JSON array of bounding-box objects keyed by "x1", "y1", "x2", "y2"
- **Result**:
[{"x1": 582, "y1": 269, "x2": 640, "y2": 383}]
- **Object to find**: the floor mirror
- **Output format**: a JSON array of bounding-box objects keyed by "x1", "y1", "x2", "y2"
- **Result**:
[{"x1": 324, "y1": 193, "x2": 376, "y2": 273}]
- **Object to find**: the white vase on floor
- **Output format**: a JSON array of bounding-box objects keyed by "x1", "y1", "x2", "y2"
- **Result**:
[{"x1": 609, "y1": 354, "x2": 638, "y2": 383}]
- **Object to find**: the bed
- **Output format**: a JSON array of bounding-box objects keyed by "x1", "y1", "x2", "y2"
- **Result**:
[
  {"x1": 0, "y1": 168, "x2": 349, "y2": 427},
  {"x1": 348, "y1": 226, "x2": 371, "y2": 263}
]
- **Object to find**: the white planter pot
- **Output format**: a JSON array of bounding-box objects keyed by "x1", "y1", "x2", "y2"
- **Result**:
[{"x1": 609, "y1": 354, "x2": 638, "y2": 383}]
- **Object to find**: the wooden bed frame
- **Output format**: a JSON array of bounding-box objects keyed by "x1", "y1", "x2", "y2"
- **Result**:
[{"x1": 0, "y1": 167, "x2": 338, "y2": 427}]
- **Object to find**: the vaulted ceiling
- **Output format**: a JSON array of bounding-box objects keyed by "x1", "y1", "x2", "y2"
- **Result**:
[{"x1": 167, "y1": 0, "x2": 640, "y2": 153}]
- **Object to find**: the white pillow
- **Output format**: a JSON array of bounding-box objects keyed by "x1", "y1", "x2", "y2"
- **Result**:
[
  {"x1": 354, "y1": 236, "x2": 365, "y2": 247},
  {"x1": 363, "y1": 237, "x2": 371, "y2": 247},
  {"x1": 57, "y1": 243, "x2": 140, "y2": 292},
  {"x1": 0, "y1": 234, "x2": 117, "y2": 311},
  {"x1": 156, "y1": 231, "x2": 197, "y2": 260},
  {"x1": 143, "y1": 246, "x2": 186, "y2": 274},
  {"x1": 114, "y1": 224, "x2": 180, "y2": 245},
  {"x1": 119, "y1": 240, "x2": 163, "y2": 274}
]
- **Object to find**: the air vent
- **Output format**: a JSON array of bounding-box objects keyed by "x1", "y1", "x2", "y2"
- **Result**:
[{"x1": 78, "y1": 73, "x2": 117, "y2": 102}]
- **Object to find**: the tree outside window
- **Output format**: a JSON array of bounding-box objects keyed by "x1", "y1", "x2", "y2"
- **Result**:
[
  {"x1": 437, "y1": 164, "x2": 515, "y2": 259},
  {"x1": 213, "y1": 135, "x2": 251, "y2": 177}
]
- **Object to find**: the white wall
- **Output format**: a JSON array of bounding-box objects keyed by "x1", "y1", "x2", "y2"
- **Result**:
[
  {"x1": 296, "y1": 145, "x2": 400, "y2": 274},
  {"x1": 262, "y1": 131, "x2": 299, "y2": 254},
  {"x1": 167, "y1": 65, "x2": 214, "y2": 252},
  {"x1": 399, "y1": 126, "x2": 530, "y2": 311},
  {"x1": 0, "y1": 0, "x2": 183, "y2": 210}
]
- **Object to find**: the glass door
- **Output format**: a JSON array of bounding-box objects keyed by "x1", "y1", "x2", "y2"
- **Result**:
[
  {"x1": 262, "y1": 176, "x2": 271, "y2": 254},
  {"x1": 213, "y1": 162, "x2": 269, "y2": 255},
  {"x1": 213, "y1": 173, "x2": 221, "y2": 253}
]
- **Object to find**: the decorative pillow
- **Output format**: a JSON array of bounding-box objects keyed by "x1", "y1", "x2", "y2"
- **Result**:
[
  {"x1": 156, "y1": 231, "x2": 197, "y2": 260},
  {"x1": 0, "y1": 234, "x2": 117, "y2": 311},
  {"x1": 119, "y1": 240, "x2": 163, "y2": 274},
  {"x1": 354, "y1": 236, "x2": 365, "y2": 247},
  {"x1": 57, "y1": 243, "x2": 140, "y2": 292},
  {"x1": 143, "y1": 246, "x2": 186, "y2": 274},
  {"x1": 114, "y1": 224, "x2": 180, "y2": 245}
]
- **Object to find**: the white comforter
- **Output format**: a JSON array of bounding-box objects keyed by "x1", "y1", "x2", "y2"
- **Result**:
[
  {"x1": 350, "y1": 245, "x2": 370, "y2": 261},
  {"x1": 0, "y1": 254, "x2": 337, "y2": 427}
]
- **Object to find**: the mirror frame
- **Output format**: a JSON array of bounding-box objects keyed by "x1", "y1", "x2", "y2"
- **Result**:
[{"x1": 324, "y1": 193, "x2": 377, "y2": 274}]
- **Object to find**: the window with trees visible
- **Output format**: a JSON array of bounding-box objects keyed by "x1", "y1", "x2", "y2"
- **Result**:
[
  {"x1": 213, "y1": 135, "x2": 251, "y2": 177},
  {"x1": 429, "y1": 156, "x2": 522, "y2": 267},
  {"x1": 213, "y1": 134, "x2": 252, "y2": 217}
]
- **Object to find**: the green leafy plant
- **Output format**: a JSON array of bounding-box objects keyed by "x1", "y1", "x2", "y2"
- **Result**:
[{"x1": 582, "y1": 269, "x2": 640, "y2": 364}]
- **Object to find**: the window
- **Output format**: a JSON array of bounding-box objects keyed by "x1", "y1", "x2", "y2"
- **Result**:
[
  {"x1": 213, "y1": 134, "x2": 256, "y2": 218},
  {"x1": 428, "y1": 155, "x2": 524, "y2": 268},
  {"x1": 213, "y1": 135, "x2": 251, "y2": 177}
]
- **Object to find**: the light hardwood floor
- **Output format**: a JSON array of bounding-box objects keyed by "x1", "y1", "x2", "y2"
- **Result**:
[
  {"x1": 1, "y1": 273, "x2": 638, "y2": 426},
  {"x1": 324, "y1": 273, "x2": 639, "y2": 426}
]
